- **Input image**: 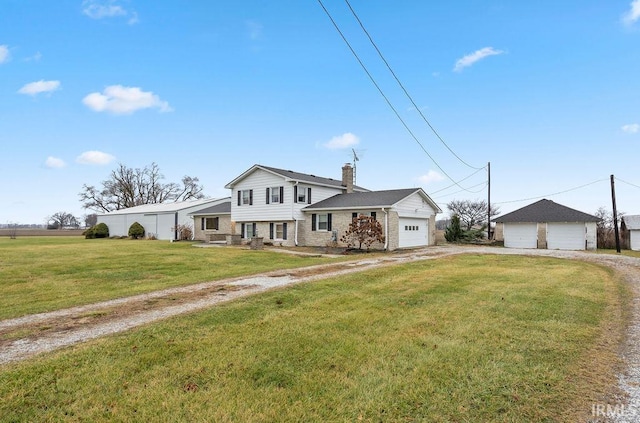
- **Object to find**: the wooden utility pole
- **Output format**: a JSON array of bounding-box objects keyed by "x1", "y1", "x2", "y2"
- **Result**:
[
  {"x1": 487, "y1": 162, "x2": 491, "y2": 240},
  {"x1": 611, "y1": 174, "x2": 621, "y2": 253}
]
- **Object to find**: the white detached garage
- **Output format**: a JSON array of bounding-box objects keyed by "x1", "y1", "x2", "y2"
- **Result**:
[{"x1": 494, "y1": 199, "x2": 599, "y2": 250}]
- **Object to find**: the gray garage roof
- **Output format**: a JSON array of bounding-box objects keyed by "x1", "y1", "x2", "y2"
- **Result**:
[
  {"x1": 493, "y1": 199, "x2": 599, "y2": 223},
  {"x1": 188, "y1": 201, "x2": 231, "y2": 215},
  {"x1": 303, "y1": 188, "x2": 441, "y2": 212},
  {"x1": 623, "y1": 215, "x2": 640, "y2": 230}
]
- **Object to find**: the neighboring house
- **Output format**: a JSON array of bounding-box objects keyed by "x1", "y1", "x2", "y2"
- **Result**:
[
  {"x1": 224, "y1": 163, "x2": 441, "y2": 250},
  {"x1": 303, "y1": 188, "x2": 441, "y2": 250},
  {"x1": 493, "y1": 199, "x2": 599, "y2": 250},
  {"x1": 224, "y1": 163, "x2": 368, "y2": 247},
  {"x1": 622, "y1": 215, "x2": 640, "y2": 251},
  {"x1": 97, "y1": 197, "x2": 230, "y2": 241},
  {"x1": 190, "y1": 201, "x2": 232, "y2": 242}
]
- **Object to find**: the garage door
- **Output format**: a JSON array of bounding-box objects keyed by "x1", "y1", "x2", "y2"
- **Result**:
[
  {"x1": 547, "y1": 222, "x2": 585, "y2": 250},
  {"x1": 504, "y1": 223, "x2": 537, "y2": 248},
  {"x1": 398, "y1": 217, "x2": 428, "y2": 248},
  {"x1": 631, "y1": 231, "x2": 640, "y2": 251}
]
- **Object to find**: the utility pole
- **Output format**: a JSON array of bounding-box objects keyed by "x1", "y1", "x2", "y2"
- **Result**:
[
  {"x1": 487, "y1": 162, "x2": 491, "y2": 240},
  {"x1": 611, "y1": 174, "x2": 621, "y2": 253}
]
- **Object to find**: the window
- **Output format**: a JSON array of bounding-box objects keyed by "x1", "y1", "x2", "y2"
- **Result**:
[
  {"x1": 266, "y1": 186, "x2": 284, "y2": 204},
  {"x1": 269, "y1": 222, "x2": 288, "y2": 240},
  {"x1": 204, "y1": 217, "x2": 219, "y2": 230},
  {"x1": 242, "y1": 223, "x2": 256, "y2": 238},
  {"x1": 294, "y1": 186, "x2": 311, "y2": 204},
  {"x1": 238, "y1": 189, "x2": 253, "y2": 206},
  {"x1": 318, "y1": 214, "x2": 328, "y2": 231},
  {"x1": 271, "y1": 186, "x2": 280, "y2": 203}
]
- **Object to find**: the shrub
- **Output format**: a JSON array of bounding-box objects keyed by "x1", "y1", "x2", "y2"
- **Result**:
[
  {"x1": 93, "y1": 223, "x2": 109, "y2": 238},
  {"x1": 128, "y1": 222, "x2": 145, "y2": 239},
  {"x1": 83, "y1": 226, "x2": 95, "y2": 239},
  {"x1": 444, "y1": 215, "x2": 463, "y2": 242},
  {"x1": 174, "y1": 224, "x2": 193, "y2": 241}
]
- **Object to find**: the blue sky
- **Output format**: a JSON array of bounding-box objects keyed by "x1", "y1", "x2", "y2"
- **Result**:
[{"x1": 1, "y1": 0, "x2": 640, "y2": 224}]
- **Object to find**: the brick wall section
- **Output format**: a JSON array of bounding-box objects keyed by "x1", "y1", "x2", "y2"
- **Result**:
[
  {"x1": 428, "y1": 213, "x2": 437, "y2": 246},
  {"x1": 303, "y1": 210, "x2": 388, "y2": 250},
  {"x1": 537, "y1": 223, "x2": 546, "y2": 249},
  {"x1": 387, "y1": 211, "x2": 400, "y2": 250},
  {"x1": 192, "y1": 216, "x2": 231, "y2": 241},
  {"x1": 234, "y1": 221, "x2": 297, "y2": 247}
]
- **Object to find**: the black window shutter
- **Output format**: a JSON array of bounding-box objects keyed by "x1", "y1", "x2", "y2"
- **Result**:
[
  {"x1": 249, "y1": 189, "x2": 253, "y2": 206},
  {"x1": 279, "y1": 186, "x2": 284, "y2": 204},
  {"x1": 294, "y1": 186, "x2": 298, "y2": 203},
  {"x1": 307, "y1": 188, "x2": 312, "y2": 204},
  {"x1": 371, "y1": 212, "x2": 377, "y2": 220},
  {"x1": 283, "y1": 222, "x2": 288, "y2": 240},
  {"x1": 269, "y1": 223, "x2": 274, "y2": 239},
  {"x1": 214, "y1": 217, "x2": 219, "y2": 230},
  {"x1": 237, "y1": 191, "x2": 241, "y2": 206},
  {"x1": 311, "y1": 214, "x2": 316, "y2": 231},
  {"x1": 201, "y1": 217, "x2": 205, "y2": 230},
  {"x1": 241, "y1": 223, "x2": 245, "y2": 238},
  {"x1": 327, "y1": 213, "x2": 332, "y2": 231},
  {"x1": 266, "y1": 188, "x2": 270, "y2": 204},
  {"x1": 352, "y1": 212, "x2": 358, "y2": 220},
  {"x1": 252, "y1": 223, "x2": 257, "y2": 236}
]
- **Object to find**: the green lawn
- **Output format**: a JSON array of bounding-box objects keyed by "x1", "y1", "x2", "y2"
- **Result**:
[
  {"x1": 0, "y1": 254, "x2": 624, "y2": 422},
  {"x1": 0, "y1": 237, "x2": 346, "y2": 319}
]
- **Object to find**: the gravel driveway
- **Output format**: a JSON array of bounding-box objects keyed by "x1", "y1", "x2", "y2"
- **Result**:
[{"x1": 1, "y1": 245, "x2": 639, "y2": 420}]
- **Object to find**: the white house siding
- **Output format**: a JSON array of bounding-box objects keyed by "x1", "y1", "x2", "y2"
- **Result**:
[
  {"x1": 546, "y1": 222, "x2": 586, "y2": 250},
  {"x1": 98, "y1": 213, "x2": 158, "y2": 238},
  {"x1": 503, "y1": 223, "x2": 538, "y2": 248},
  {"x1": 586, "y1": 222, "x2": 597, "y2": 250}
]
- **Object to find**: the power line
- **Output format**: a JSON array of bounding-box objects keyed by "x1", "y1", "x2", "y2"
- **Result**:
[
  {"x1": 344, "y1": 0, "x2": 483, "y2": 171},
  {"x1": 316, "y1": 0, "x2": 482, "y2": 193},
  {"x1": 494, "y1": 178, "x2": 608, "y2": 205},
  {"x1": 616, "y1": 177, "x2": 640, "y2": 190},
  {"x1": 428, "y1": 167, "x2": 487, "y2": 196},
  {"x1": 433, "y1": 181, "x2": 488, "y2": 199}
]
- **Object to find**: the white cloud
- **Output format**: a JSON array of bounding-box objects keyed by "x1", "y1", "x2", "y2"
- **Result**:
[
  {"x1": 24, "y1": 51, "x2": 42, "y2": 62},
  {"x1": 323, "y1": 132, "x2": 360, "y2": 150},
  {"x1": 18, "y1": 80, "x2": 61, "y2": 96},
  {"x1": 246, "y1": 20, "x2": 263, "y2": 40},
  {"x1": 82, "y1": 85, "x2": 172, "y2": 115},
  {"x1": 622, "y1": 123, "x2": 640, "y2": 133},
  {"x1": 0, "y1": 45, "x2": 9, "y2": 64},
  {"x1": 82, "y1": 0, "x2": 137, "y2": 24},
  {"x1": 45, "y1": 156, "x2": 66, "y2": 169},
  {"x1": 76, "y1": 151, "x2": 116, "y2": 165},
  {"x1": 418, "y1": 170, "x2": 444, "y2": 185},
  {"x1": 622, "y1": 0, "x2": 640, "y2": 26},
  {"x1": 454, "y1": 47, "x2": 504, "y2": 72}
]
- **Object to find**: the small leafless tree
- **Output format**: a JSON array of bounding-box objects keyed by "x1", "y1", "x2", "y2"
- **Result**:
[
  {"x1": 595, "y1": 207, "x2": 625, "y2": 249},
  {"x1": 447, "y1": 199, "x2": 500, "y2": 231},
  {"x1": 173, "y1": 224, "x2": 193, "y2": 241},
  {"x1": 83, "y1": 213, "x2": 98, "y2": 228},
  {"x1": 340, "y1": 215, "x2": 385, "y2": 250},
  {"x1": 8, "y1": 222, "x2": 18, "y2": 239},
  {"x1": 79, "y1": 162, "x2": 205, "y2": 213}
]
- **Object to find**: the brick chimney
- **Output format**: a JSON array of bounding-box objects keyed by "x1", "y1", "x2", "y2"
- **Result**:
[{"x1": 342, "y1": 163, "x2": 354, "y2": 193}]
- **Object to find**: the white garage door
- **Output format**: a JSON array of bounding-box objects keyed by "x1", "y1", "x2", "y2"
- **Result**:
[
  {"x1": 547, "y1": 222, "x2": 585, "y2": 250},
  {"x1": 631, "y1": 231, "x2": 640, "y2": 252},
  {"x1": 398, "y1": 217, "x2": 428, "y2": 248},
  {"x1": 504, "y1": 223, "x2": 537, "y2": 249}
]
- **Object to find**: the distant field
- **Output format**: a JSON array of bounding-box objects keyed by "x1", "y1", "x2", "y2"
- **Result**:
[
  {"x1": 0, "y1": 229, "x2": 84, "y2": 237},
  {"x1": 0, "y1": 255, "x2": 625, "y2": 422},
  {"x1": 0, "y1": 237, "x2": 346, "y2": 319}
]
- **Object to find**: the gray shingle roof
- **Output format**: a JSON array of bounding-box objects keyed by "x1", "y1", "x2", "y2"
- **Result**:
[
  {"x1": 493, "y1": 199, "x2": 599, "y2": 223},
  {"x1": 188, "y1": 201, "x2": 231, "y2": 215},
  {"x1": 623, "y1": 215, "x2": 640, "y2": 230},
  {"x1": 303, "y1": 188, "x2": 427, "y2": 210},
  {"x1": 259, "y1": 165, "x2": 369, "y2": 191}
]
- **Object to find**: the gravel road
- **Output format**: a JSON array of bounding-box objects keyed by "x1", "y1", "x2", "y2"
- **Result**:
[{"x1": 1, "y1": 245, "x2": 639, "y2": 420}]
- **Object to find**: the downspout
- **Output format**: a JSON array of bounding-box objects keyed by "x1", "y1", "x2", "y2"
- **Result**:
[
  {"x1": 292, "y1": 181, "x2": 299, "y2": 246},
  {"x1": 382, "y1": 207, "x2": 389, "y2": 250}
]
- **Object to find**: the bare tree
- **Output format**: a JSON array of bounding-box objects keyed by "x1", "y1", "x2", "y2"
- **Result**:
[
  {"x1": 83, "y1": 213, "x2": 98, "y2": 228},
  {"x1": 595, "y1": 207, "x2": 624, "y2": 249},
  {"x1": 48, "y1": 212, "x2": 80, "y2": 229},
  {"x1": 340, "y1": 215, "x2": 385, "y2": 250},
  {"x1": 7, "y1": 222, "x2": 18, "y2": 239},
  {"x1": 79, "y1": 162, "x2": 205, "y2": 213},
  {"x1": 446, "y1": 199, "x2": 500, "y2": 231}
]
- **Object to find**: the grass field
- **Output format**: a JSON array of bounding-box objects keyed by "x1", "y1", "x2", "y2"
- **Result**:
[
  {"x1": 0, "y1": 254, "x2": 625, "y2": 422},
  {"x1": 0, "y1": 237, "x2": 348, "y2": 319}
]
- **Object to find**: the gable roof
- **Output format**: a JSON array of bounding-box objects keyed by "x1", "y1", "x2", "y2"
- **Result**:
[
  {"x1": 188, "y1": 201, "x2": 231, "y2": 216},
  {"x1": 224, "y1": 164, "x2": 368, "y2": 192},
  {"x1": 303, "y1": 188, "x2": 442, "y2": 213},
  {"x1": 493, "y1": 199, "x2": 599, "y2": 223},
  {"x1": 98, "y1": 197, "x2": 229, "y2": 216},
  {"x1": 622, "y1": 215, "x2": 640, "y2": 230}
]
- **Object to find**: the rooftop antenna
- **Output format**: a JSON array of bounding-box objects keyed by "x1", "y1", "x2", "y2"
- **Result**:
[{"x1": 352, "y1": 148, "x2": 359, "y2": 184}]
